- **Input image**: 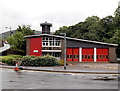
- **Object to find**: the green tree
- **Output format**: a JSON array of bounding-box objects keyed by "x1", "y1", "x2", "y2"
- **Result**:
[
  {"x1": 110, "y1": 29, "x2": 120, "y2": 44},
  {"x1": 7, "y1": 25, "x2": 34, "y2": 55},
  {"x1": 110, "y1": 29, "x2": 120, "y2": 57},
  {"x1": 16, "y1": 25, "x2": 35, "y2": 35},
  {"x1": 114, "y1": 6, "x2": 120, "y2": 17},
  {"x1": 114, "y1": 6, "x2": 120, "y2": 30},
  {"x1": 98, "y1": 16, "x2": 117, "y2": 43},
  {"x1": 55, "y1": 26, "x2": 68, "y2": 35},
  {"x1": 54, "y1": 6, "x2": 120, "y2": 57}
]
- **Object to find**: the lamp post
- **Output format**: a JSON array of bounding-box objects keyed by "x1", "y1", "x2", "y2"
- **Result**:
[
  {"x1": 60, "y1": 33, "x2": 67, "y2": 70},
  {"x1": 5, "y1": 27, "x2": 12, "y2": 36}
]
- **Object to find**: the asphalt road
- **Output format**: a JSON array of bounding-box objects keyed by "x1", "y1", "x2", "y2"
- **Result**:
[{"x1": 1, "y1": 68, "x2": 118, "y2": 89}]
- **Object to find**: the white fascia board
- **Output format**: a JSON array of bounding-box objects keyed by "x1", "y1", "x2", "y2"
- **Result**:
[
  {"x1": 42, "y1": 46, "x2": 61, "y2": 47},
  {"x1": 42, "y1": 50, "x2": 61, "y2": 52},
  {"x1": 25, "y1": 34, "x2": 63, "y2": 38}
]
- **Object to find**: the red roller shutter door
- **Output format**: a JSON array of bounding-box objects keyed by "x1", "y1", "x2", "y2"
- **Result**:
[
  {"x1": 73, "y1": 48, "x2": 79, "y2": 61},
  {"x1": 82, "y1": 48, "x2": 94, "y2": 61},
  {"x1": 66, "y1": 48, "x2": 79, "y2": 61},
  {"x1": 96, "y1": 48, "x2": 109, "y2": 61},
  {"x1": 66, "y1": 48, "x2": 73, "y2": 61}
]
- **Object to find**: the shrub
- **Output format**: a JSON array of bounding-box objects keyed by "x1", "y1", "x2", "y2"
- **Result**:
[
  {"x1": 0, "y1": 56, "x2": 16, "y2": 65},
  {"x1": 40, "y1": 55, "x2": 59, "y2": 66},
  {"x1": 0, "y1": 55, "x2": 22, "y2": 65},
  {"x1": 7, "y1": 54, "x2": 22, "y2": 58},
  {"x1": 56, "y1": 59, "x2": 68, "y2": 66},
  {"x1": 19, "y1": 55, "x2": 59, "y2": 66},
  {"x1": 19, "y1": 56, "x2": 35, "y2": 66}
]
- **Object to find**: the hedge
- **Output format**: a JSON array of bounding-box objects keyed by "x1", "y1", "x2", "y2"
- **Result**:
[
  {"x1": 19, "y1": 55, "x2": 59, "y2": 66},
  {"x1": 7, "y1": 54, "x2": 22, "y2": 58},
  {"x1": 0, "y1": 55, "x2": 22, "y2": 65},
  {"x1": 0, "y1": 55, "x2": 67, "y2": 66},
  {"x1": 56, "y1": 59, "x2": 68, "y2": 66}
]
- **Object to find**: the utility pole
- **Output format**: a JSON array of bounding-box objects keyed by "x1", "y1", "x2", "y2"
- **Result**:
[{"x1": 60, "y1": 33, "x2": 67, "y2": 70}]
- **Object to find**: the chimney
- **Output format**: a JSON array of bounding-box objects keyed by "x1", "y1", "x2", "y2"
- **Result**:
[{"x1": 40, "y1": 21, "x2": 52, "y2": 34}]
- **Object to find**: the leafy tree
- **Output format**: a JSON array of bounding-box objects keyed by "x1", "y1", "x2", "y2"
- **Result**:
[
  {"x1": 114, "y1": 6, "x2": 120, "y2": 30},
  {"x1": 99, "y1": 16, "x2": 116, "y2": 40},
  {"x1": 7, "y1": 25, "x2": 34, "y2": 55},
  {"x1": 16, "y1": 25, "x2": 35, "y2": 35},
  {"x1": 54, "y1": 7, "x2": 120, "y2": 57},
  {"x1": 114, "y1": 6, "x2": 120, "y2": 17},
  {"x1": 110, "y1": 29, "x2": 120, "y2": 57},
  {"x1": 110, "y1": 29, "x2": 120, "y2": 44},
  {"x1": 7, "y1": 32, "x2": 24, "y2": 49},
  {"x1": 85, "y1": 16, "x2": 100, "y2": 26},
  {"x1": 55, "y1": 26, "x2": 68, "y2": 35}
]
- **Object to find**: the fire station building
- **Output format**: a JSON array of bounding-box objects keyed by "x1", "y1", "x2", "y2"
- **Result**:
[{"x1": 25, "y1": 22, "x2": 118, "y2": 63}]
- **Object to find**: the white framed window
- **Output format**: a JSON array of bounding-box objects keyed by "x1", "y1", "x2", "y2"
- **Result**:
[
  {"x1": 42, "y1": 37, "x2": 61, "y2": 47},
  {"x1": 42, "y1": 52, "x2": 61, "y2": 58}
]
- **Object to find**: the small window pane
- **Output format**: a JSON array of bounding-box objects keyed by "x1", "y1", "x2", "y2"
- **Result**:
[
  {"x1": 92, "y1": 55, "x2": 94, "y2": 59},
  {"x1": 74, "y1": 55, "x2": 78, "y2": 59},
  {"x1": 82, "y1": 55, "x2": 84, "y2": 59},
  {"x1": 50, "y1": 41, "x2": 52, "y2": 46},
  {"x1": 88, "y1": 55, "x2": 90, "y2": 59},
  {"x1": 43, "y1": 37, "x2": 45, "y2": 40},
  {"x1": 52, "y1": 42, "x2": 54, "y2": 46},
  {"x1": 70, "y1": 55, "x2": 72, "y2": 59},
  {"x1": 103, "y1": 55, "x2": 105, "y2": 59},
  {"x1": 106, "y1": 55, "x2": 108, "y2": 59},
  {"x1": 67, "y1": 55, "x2": 69, "y2": 58},
  {"x1": 58, "y1": 42, "x2": 60, "y2": 46},
  {"x1": 46, "y1": 43, "x2": 48, "y2": 46},
  {"x1": 74, "y1": 55, "x2": 75, "y2": 58},
  {"x1": 55, "y1": 42, "x2": 58, "y2": 46},
  {"x1": 46, "y1": 37, "x2": 48, "y2": 40},
  {"x1": 85, "y1": 55, "x2": 87, "y2": 59},
  {"x1": 97, "y1": 55, "x2": 98, "y2": 59},
  {"x1": 100, "y1": 55, "x2": 103, "y2": 59},
  {"x1": 43, "y1": 42, "x2": 45, "y2": 46}
]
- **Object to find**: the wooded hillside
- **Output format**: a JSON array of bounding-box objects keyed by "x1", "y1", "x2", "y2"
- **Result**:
[{"x1": 55, "y1": 6, "x2": 120, "y2": 57}]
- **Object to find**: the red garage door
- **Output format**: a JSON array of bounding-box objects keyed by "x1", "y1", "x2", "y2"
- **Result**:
[
  {"x1": 66, "y1": 48, "x2": 73, "y2": 61},
  {"x1": 97, "y1": 48, "x2": 109, "y2": 61},
  {"x1": 66, "y1": 48, "x2": 79, "y2": 61},
  {"x1": 73, "y1": 48, "x2": 79, "y2": 61},
  {"x1": 82, "y1": 48, "x2": 94, "y2": 61}
]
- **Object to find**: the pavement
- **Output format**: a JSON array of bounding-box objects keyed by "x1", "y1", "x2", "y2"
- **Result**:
[{"x1": 0, "y1": 62, "x2": 119, "y2": 74}]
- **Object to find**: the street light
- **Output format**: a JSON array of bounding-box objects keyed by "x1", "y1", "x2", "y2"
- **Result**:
[
  {"x1": 60, "y1": 33, "x2": 67, "y2": 70},
  {"x1": 5, "y1": 27, "x2": 12, "y2": 36}
]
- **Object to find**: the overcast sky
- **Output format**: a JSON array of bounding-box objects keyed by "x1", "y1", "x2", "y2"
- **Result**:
[{"x1": 0, "y1": 0, "x2": 119, "y2": 33}]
